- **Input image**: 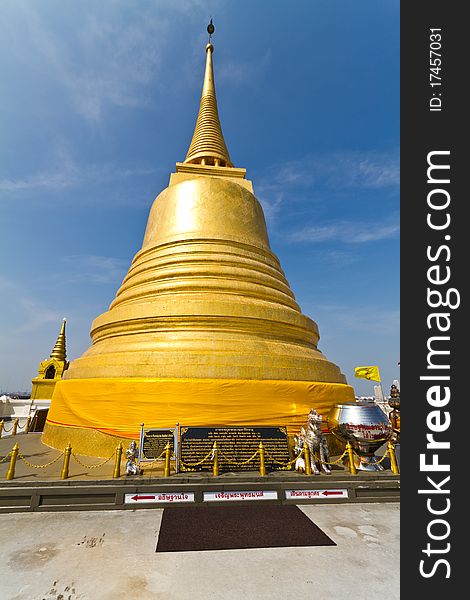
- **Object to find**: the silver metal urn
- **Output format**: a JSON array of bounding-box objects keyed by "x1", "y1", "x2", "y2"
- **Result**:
[{"x1": 327, "y1": 402, "x2": 392, "y2": 471}]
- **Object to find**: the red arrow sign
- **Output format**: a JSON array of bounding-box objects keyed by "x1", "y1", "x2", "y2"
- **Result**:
[
  {"x1": 131, "y1": 494, "x2": 156, "y2": 501},
  {"x1": 322, "y1": 490, "x2": 344, "y2": 496}
]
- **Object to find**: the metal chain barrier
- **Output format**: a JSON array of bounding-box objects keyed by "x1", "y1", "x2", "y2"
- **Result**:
[
  {"x1": 3, "y1": 438, "x2": 398, "y2": 478},
  {"x1": 139, "y1": 447, "x2": 169, "y2": 467},
  {"x1": 0, "y1": 452, "x2": 12, "y2": 464},
  {"x1": 318, "y1": 449, "x2": 349, "y2": 466},
  {"x1": 179, "y1": 448, "x2": 215, "y2": 469},
  {"x1": 18, "y1": 450, "x2": 64, "y2": 469},
  {"x1": 263, "y1": 448, "x2": 303, "y2": 468},
  {"x1": 71, "y1": 452, "x2": 115, "y2": 469},
  {"x1": 2, "y1": 423, "x2": 15, "y2": 433},
  {"x1": 350, "y1": 447, "x2": 389, "y2": 465},
  {"x1": 371, "y1": 449, "x2": 391, "y2": 465},
  {"x1": 263, "y1": 447, "x2": 348, "y2": 470},
  {"x1": 218, "y1": 449, "x2": 260, "y2": 466}
]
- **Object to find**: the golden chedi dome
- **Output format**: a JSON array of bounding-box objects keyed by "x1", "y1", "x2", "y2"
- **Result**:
[{"x1": 43, "y1": 28, "x2": 354, "y2": 456}]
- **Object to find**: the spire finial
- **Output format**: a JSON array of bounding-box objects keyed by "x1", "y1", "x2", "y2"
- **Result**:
[
  {"x1": 50, "y1": 318, "x2": 67, "y2": 362},
  {"x1": 207, "y1": 18, "x2": 214, "y2": 43},
  {"x1": 184, "y1": 21, "x2": 233, "y2": 168}
]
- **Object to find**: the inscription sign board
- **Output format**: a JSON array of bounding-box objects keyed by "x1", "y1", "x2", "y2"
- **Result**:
[
  {"x1": 285, "y1": 489, "x2": 349, "y2": 500},
  {"x1": 124, "y1": 492, "x2": 194, "y2": 504},
  {"x1": 139, "y1": 428, "x2": 176, "y2": 462},
  {"x1": 204, "y1": 490, "x2": 278, "y2": 502},
  {"x1": 179, "y1": 426, "x2": 290, "y2": 472}
]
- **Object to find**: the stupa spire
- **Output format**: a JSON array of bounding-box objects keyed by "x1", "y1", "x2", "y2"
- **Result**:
[
  {"x1": 184, "y1": 20, "x2": 233, "y2": 168},
  {"x1": 50, "y1": 318, "x2": 67, "y2": 362}
]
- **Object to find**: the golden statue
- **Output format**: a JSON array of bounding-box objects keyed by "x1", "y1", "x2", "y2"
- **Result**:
[{"x1": 43, "y1": 24, "x2": 354, "y2": 456}]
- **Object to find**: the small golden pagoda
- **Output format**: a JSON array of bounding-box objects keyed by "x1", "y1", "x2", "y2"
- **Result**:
[
  {"x1": 31, "y1": 318, "x2": 69, "y2": 405},
  {"x1": 43, "y1": 26, "x2": 354, "y2": 456}
]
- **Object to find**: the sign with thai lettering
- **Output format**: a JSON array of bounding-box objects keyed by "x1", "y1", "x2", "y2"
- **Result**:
[
  {"x1": 285, "y1": 489, "x2": 349, "y2": 500},
  {"x1": 179, "y1": 426, "x2": 290, "y2": 472},
  {"x1": 124, "y1": 492, "x2": 194, "y2": 504},
  {"x1": 139, "y1": 428, "x2": 176, "y2": 462},
  {"x1": 203, "y1": 490, "x2": 278, "y2": 502}
]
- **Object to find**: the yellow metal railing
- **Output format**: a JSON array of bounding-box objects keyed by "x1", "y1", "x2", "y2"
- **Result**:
[{"x1": 1, "y1": 439, "x2": 400, "y2": 481}]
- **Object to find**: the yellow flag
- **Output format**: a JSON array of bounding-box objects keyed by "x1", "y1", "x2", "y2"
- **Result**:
[{"x1": 354, "y1": 366, "x2": 381, "y2": 382}]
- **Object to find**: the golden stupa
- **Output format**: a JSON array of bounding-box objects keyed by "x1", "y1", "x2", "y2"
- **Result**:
[
  {"x1": 31, "y1": 318, "x2": 69, "y2": 404},
  {"x1": 43, "y1": 26, "x2": 354, "y2": 456}
]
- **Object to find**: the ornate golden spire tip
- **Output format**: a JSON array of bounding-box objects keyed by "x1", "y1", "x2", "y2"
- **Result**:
[
  {"x1": 184, "y1": 18, "x2": 233, "y2": 168},
  {"x1": 50, "y1": 318, "x2": 67, "y2": 362}
]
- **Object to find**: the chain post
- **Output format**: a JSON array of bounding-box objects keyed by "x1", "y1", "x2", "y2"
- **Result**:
[
  {"x1": 346, "y1": 442, "x2": 357, "y2": 475},
  {"x1": 163, "y1": 442, "x2": 171, "y2": 477},
  {"x1": 25, "y1": 416, "x2": 32, "y2": 433},
  {"x1": 259, "y1": 441, "x2": 266, "y2": 476},
  {"x1": 0, "y1": 419, "x2": 4, "y2": 439},
  {"x1": 113, "y1": 442, "x2": 123, "y2": 478},
  {"x1": 212, "y1": 441, "x2": 219, "y2": 476},
  {"x1": 6, "y1": 443, "x2": 19, "y2": 480},
  {"x1": 303, "y1": 443, "x2": 312, "y2": 475},
  {"x1": 388, "y1": 441, "x2": 400, "y2": 475},
  {"x1": 61, "y1": 443, "x2": 72, "y2": 479},
  {"x1": 12, "y1": 418, "x2": 19, "y2": 436}
]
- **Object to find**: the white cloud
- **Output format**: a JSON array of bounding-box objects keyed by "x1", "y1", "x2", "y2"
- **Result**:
[
  {"x1": 0, "y1": 277, "x2": 60, "y2": 335},
  {"x1": 254, "y1": 149, "x2": 399, "y2": 227},
  {"x1": 218, "y1": 51, "x2": 271, "y2": 86},
  {"x1": 354, "y1": 158, "x2": 400, "y2": 188},
  {"x1": 315, "y1": 250, "x2": 359, "y2": 266},
  {"x1": 310, "y1": 303, "x2": 400, "y2": 337},
  {"x1": 0, "y1": 161, "x2": 155, "y2": 194},
  {"x1": 15, "y1": 298, "x2": 60, "y2": 334},
  {"x1": 349, "y1": 223, "x2": 400, "y2": 243},
  {"x1": 2, "y1": 2, "x2": 171, "y2": 122},
  {"x1": 288, "y1": 219, "x2": 399, "y2": 244},
  {"x1": 268, "y1": 150, "x2": 399, "y2": 191},
  {"x1": 60, "y1": 255, "x2": 129, "y2": 284},
  {"x1": 0, "y1": 172, "x2": 74, "y2": 193},
  {"x1": 255, "y1": 186, "x2": 284, "y2": 223}
]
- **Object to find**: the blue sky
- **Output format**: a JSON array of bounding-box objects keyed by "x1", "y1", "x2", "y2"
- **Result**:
[{"x1": 0, "y1": 0, "x2": 399, "y2": 395}]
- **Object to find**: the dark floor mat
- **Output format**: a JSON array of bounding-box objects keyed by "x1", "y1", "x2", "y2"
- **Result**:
[{"x1": 156, "y1": 505, "x2": 336, "y2": 552}]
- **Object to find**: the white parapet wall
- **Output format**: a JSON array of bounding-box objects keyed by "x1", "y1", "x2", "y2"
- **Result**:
[{"x1": 0, "y1": 395, "x2": 33, "y2": 419}]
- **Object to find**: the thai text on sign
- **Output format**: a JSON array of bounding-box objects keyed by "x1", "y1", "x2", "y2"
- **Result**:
[{"x1": 203, "y1": 490, "x2": 278, "y2": 502}]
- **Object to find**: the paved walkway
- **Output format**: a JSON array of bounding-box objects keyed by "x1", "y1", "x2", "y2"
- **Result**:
[{"x1": 0, "y1": 502, "x2": 399, "y2": 600}]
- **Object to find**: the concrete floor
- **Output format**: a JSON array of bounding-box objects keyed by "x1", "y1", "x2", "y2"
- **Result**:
[{"x1": 0, "y1": 503, "x2": 399, "y2": 600}]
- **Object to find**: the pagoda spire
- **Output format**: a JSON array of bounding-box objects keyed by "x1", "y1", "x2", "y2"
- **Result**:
[
  {"x1": 184, "y1": 20, "x2": 233, "y2": 168},
  {"x1": 50, "y1": 318, "x2": 67, "y2": 362}
]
